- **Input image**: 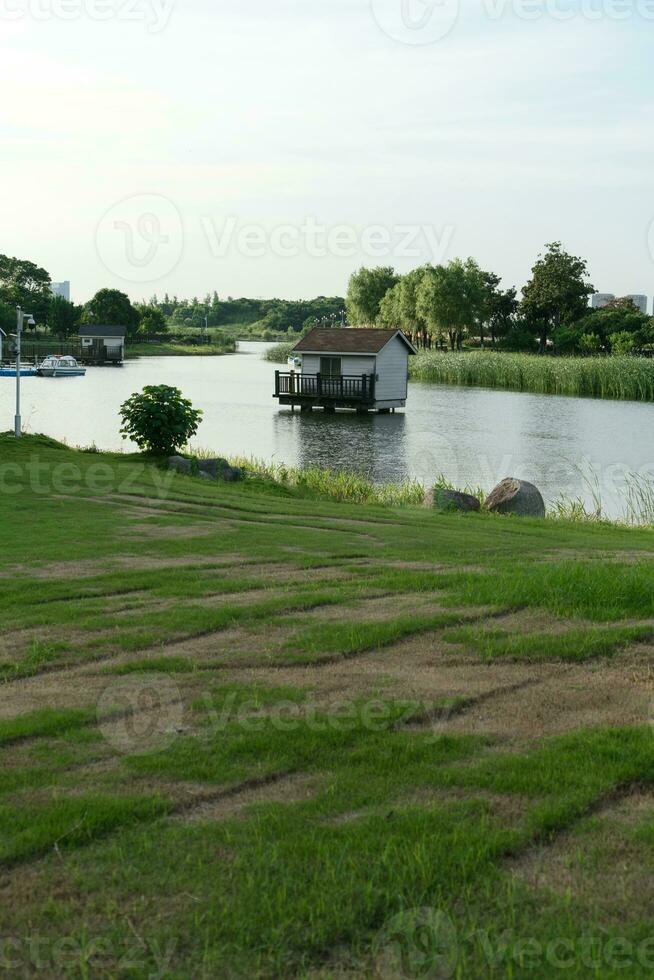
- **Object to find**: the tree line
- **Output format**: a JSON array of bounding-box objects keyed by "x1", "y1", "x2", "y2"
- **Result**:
[
  {"x1": 0, "y1": 253, "x2": 345, "y2": 341},
  {"x1": 345, "y1": 243, "x2": 654, "y2": 355},
  {"x1": 149, "y1": 293, "x2": 345, "y2": 334}
]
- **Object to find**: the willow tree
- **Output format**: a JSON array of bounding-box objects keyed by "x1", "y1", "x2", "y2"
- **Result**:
[
  {"x1": 416, "y1": 258, "x2": 485, "y2": 351},
  {"x1": 345, "y1": 266, "x2": 398, "y2": 326}
]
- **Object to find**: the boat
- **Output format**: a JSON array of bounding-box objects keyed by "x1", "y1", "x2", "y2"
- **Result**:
[
  {"x1": 36, "y1": 355, "x2": 86, "y2": 378},
  {"x1": 0, "y1": 365, "x2": 37, "y2": 377}
]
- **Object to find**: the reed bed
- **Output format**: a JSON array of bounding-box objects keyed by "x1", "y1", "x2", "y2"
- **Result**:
[{"x1": 410, "y1": 351, "x2": 654, "y2": 402}]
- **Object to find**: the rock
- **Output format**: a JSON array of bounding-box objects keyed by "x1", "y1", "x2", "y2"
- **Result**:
[
  {"x1": 198, "y1": 458, "x2": 244, "y2": 482},
  {"x1": 485, "y1": 478, "x2": 545, "y2": 518},
  {"x1": 168, "y1": 455, "x2": 192, "y2": 475},
  {"x1": 430, "y1": 488, "x2": 481, "y2": 513}
]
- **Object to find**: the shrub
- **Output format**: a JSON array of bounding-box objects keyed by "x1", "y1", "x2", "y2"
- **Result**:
[
  {"x1": 579, "y1": 332, "x2": 602, "y2": 354},
  {"x1": 119, "y1": 385, "x2": 202, "y2": 455},
  {"x1": 609, "y1": 331, "x2": 636, "y2": 355}
]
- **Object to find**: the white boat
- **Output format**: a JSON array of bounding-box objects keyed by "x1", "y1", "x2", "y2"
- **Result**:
[{"x1": 37, "y1": 355, "x2": 86, "y2": 378}]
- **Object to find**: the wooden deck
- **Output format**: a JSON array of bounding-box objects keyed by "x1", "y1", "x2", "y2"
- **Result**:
[{"x1": 274, "y1": 372, "x2": 376, "y2": 410}]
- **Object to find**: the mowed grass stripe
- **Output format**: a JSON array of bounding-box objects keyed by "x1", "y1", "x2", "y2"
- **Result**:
[
  {"x1": 443, "y1": 623, "x2": 654, "y2": 662},
  {"x1": 271, "y1": 612, "x2": 484, "y2": 665}
]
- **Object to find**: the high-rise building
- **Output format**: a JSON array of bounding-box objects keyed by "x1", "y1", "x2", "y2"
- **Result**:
[
  {"x1": 591, "y1": 293, "x2": 615, "y2": 309},
  {"x1": 626, "y1": 294, "x2": 648, "y2": 314},
  {"x1": 50, "y1": 281, "x2": 71, "y2": 302}
]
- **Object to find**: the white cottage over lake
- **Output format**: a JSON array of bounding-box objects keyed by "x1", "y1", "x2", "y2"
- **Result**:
[{"x1": 273, "y1": 327, "x2": 417, "y2": 413}]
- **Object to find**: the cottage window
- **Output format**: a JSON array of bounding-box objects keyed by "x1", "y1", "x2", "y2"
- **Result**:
[{"x1": 319, "y1": 357, "x2": 342, "y2": 377}]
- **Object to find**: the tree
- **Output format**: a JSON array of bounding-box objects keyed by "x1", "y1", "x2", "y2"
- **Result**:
[
  {"x1": 119, "y1": 386, "x2": 203, "y2": 455},
  {"x1": 0, "y1": 254, "x2": 52, "y2": 323},
  {"x1": 82, "y1": 289, "x2": 140, "y2": 338},
  {"x1": 521, "y1": 242, "x2": 595, "y2": 353},
  {"x1": 47, "y1": 296, "x2": 80, "y2": 337},
  {"x1": 486, "y1": 283, "x2": 518, "y2": 347},
  {"x1": 346, "y1": 266, "x2": 398, "y2": 325},
  {"x1": 135, "y1": 304, "x2": 168, "y2": 334},
  {"x1": 416, "y1": 259, "x2": 485, "y2": 351},
  {"x1": 377, "y1": 281, "x2": 402, "y2": 328}
]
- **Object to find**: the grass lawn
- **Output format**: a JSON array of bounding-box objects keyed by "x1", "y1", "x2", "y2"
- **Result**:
[{"x1": 2, "y1": 433, "x2": 654, "y2": 977}]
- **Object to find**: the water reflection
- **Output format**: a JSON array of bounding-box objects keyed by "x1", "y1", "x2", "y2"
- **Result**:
[{"x1": 273, "y1": 410, "x2": 408, "y2": 483}]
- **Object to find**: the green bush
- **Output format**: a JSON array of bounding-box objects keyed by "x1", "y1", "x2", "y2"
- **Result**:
[
  {"x1": 578, "y1": 332, "x2": 602, "y2": 354},
  {"x1": 119, "y1": 385, "x2": 203, "y2": 455},
  {"x1": 609, "y1": 330, "x2": 636, "y2": 355}
]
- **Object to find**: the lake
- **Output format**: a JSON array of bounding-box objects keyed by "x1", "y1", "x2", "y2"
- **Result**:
[{"x1": 2, "y1": 341, "x2": 653, "y2": 518}]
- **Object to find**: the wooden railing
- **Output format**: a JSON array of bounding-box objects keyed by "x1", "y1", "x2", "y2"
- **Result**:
[{"x1": 274, "y1": 372, "x2": 375, "y2": 402}]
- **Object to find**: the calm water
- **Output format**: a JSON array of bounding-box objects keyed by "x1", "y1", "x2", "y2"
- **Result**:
[{"x1": 2, "y1": 341, "x2": 653, "y2": 517}]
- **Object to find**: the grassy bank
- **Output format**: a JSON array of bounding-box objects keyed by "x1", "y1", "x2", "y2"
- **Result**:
[
  {"x1": 3, "y1": 434, "x2": 654, "y2": 977},
  {"x1": 127, "y1": 340, "x2": 236, "y2": 357},
  {"x1": 410, "y1": 350, "x2": 654, "y2": 401}
]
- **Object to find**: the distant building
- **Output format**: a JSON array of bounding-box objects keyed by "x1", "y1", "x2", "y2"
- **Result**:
[
  {"x1": 626, "y1": 294, "x2": 648, "y2": 314},
  {"x1": 51, "y1": 281, "x2": 71, "y2": 302},
  {"x1": 591, "y1": 293, "x2": 615, "y2": 309},
  {"x1": 591, "y1": 293, "x2": 649, "y2": 314},
  {"x1": 78, "y1": 325, "x2": 125, "y2": 364}
]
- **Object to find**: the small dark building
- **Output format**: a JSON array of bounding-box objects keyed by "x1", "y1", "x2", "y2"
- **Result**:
[{"x1": 78, "y1": 325, "x2": 126, "y2": 364}]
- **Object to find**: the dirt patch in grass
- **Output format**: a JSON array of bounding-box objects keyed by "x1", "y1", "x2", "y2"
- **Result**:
[
  {"x1": 540, "y1": 549, "x2": 654, "y2": 564},
  {"x1": 0, "y1": 553, "x2": 256, "y2": 580},
  {"x1": 508, "y1": 789, "x2": 654, "y2": 923},
  {"x1": 122, "y1": 523, "x2": 219, "y2": 540},
  {"x1": 172, "y1": 772, "x2": 320, "y2": 823},
  {"x1": 400, "y1": 785, "x2": 531, "y2": 824},
  {"x1": 441, "y1": 661, "x2": 654, "y2": 738}
]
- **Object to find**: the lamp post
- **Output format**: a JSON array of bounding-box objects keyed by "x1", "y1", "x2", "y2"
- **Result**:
[{"x1": 14, "y1": 306, "x2": 35, "y2": 438}]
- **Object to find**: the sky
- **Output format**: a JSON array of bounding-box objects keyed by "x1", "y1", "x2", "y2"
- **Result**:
[{"x1": 2, "y1": 0, "x2": 654, "y2": 305}]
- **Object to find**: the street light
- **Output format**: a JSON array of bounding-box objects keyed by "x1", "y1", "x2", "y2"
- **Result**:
[{"x1": 13, "y1": 306, "x2": 35, "y2": 438}]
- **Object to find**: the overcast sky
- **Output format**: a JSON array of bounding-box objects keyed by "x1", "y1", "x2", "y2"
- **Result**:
[{"x1": 3, "y1": 0, "x2": 653, "y2": 304}]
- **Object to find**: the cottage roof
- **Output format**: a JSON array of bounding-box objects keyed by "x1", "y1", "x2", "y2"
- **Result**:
[
  {"x1": 292, "y1": 328, "x2": 417, "y2": 356},
  {"x1": 78, "y1": 325, "x2": 126, "y2": 338}
]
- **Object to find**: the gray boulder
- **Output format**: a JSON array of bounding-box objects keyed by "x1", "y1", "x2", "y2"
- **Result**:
[
  {"x1": 168, "y1": 455, "x2": 192, "y2": 475},
  {"x1": 198, "y1": 458, "x2": 244, "y2": 482},
  {"x1": 430, "y1": 488, "x2": 480, "y2": 513},
  {"x1": 485, "y1": 478, "x2": 545, "y2": 518}
]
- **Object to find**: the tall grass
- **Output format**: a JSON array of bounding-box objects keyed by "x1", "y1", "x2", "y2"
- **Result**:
[
  {"x1": 410, "y1": 350, "x2": 654, "y2": 402},
  {"x1": 231, "y1": 456, "x2": 425, "y2": 505},
  {"x1": 263, "y1": 342, "x2": 295, "y2": 363}
]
